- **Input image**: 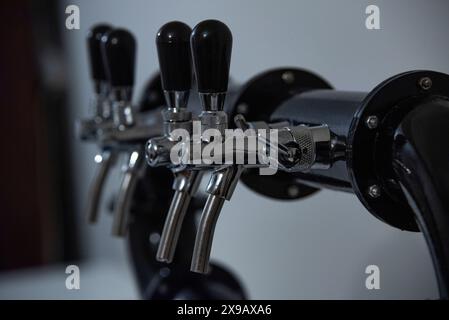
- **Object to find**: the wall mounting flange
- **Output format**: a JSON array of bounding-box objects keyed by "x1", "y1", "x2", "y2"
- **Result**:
[{"x1": 348, "y1": 70, "x2": 449, "y2": 231}]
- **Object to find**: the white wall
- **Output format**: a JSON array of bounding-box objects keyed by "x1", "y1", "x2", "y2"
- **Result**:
[{"x1": 61, "y1": 0, "x2": 449, "y2": 299}]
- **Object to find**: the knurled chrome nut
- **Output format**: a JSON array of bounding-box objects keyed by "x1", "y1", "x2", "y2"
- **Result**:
[{"x1": 289, "y1": 125, "x2": 315, "y2": 168}]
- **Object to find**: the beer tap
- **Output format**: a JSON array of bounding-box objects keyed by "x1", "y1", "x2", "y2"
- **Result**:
[
  {"x1": 102, "y1": 28, "x2": 136, "y2": 130},
  {"x1": 146, "y1": 21, "x2": 203, "y2": 263},
  {"x1": 77, "y1": 20, "x2": 449, "y2": 300},
  {"x1": 146, "y1": 20, "x2": 251, "y2": 273},
  {"x1": 101, "y1": 28, "x2": 143, "y2": 236},
  {"x1": 83, "y1": 24, "x2": 118, "y2": 224},
  {"x1": 188, "y1": 20, "x2": 236, "y2": 274},
  {"x1": 186, "y1": 21, "x2": 331, "y2": 274}
]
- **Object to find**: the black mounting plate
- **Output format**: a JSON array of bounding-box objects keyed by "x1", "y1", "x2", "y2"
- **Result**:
[{"x1": 348, "y1": 70, "x2": 449, "y2": 231}]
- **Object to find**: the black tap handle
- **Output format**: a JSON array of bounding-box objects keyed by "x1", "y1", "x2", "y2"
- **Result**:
[
  {"x1": 156, "y1": 21, "x2": 192, "y2": 91},
  {"x1": 190, "y1": 20, "x2": 232, "y2": 93},
  {"x1": 87, "y1": 24, "x2": 112, "y2": 82},
  {"x1": 101, "y1": 28, "x2": 136, "y2": 87}
]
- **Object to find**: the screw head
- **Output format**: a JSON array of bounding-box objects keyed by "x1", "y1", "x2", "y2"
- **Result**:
[
  {"x1": 419, "y1": 77, "x2": 432, "y2": 90},
  {"x1": 368, "y1": 185, "x2": 381, "y2": 198},
  {"x1": 287, "y1": 185, "x2": 300, "y2": 198},
  {"x1": 281, "y1": 71, "x2": 295, "y2": 84},
  {"x1": 149, "y1": 232, "x2": 161, "y2": 245},
  {"x1": 365, "y1": 115, "x2": 379, "y2": 129}
]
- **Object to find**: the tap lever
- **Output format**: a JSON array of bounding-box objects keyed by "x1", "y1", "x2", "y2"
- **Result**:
[
  {"x1": 156, "y1": 21, "x2": 192, "y2": 99},
  {"x1": 191, "y1": 20, "x2": 232, "y2": 98},
  {"x1": 87, "y1": 24, "x2": 112, "y2": 88},
  {"x1": 156, "y1": 21, "x2": 193, "y2": 135},
  {"x1": 191, "y1": 19, "x2": 232, "y2": 115},
  {"x1": 87, "y1": 24, "x2": 113, "y2": 121},
  {"x1": 101, "y1": 28, "x2": 136, "y2": 88},
  {"x1": 101, "y1": 28, "x2": 136, "y2": 129}
]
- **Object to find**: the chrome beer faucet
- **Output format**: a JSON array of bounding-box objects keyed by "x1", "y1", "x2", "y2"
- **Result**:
[
  {"x1": 186, "y1": 21, "x2": 331, "y2": 274},
  {"x1": 81, "y1": 27, "x2": 164, "y2": 237},
  {"x1": 188, "y1": 20, "x2": 236, "y2": 274},
  {"x1": 145, "y1": 20, "x2": 236, "y2": 267},
  {"x1": 78, "y1": 20, "x2": 449, "y2": 301},
  {"x1": 86, "y1": 24, "x2": 114, "y2": 124},
  {"x1": 100, "y1": 28, "x2": 142, "y2": 237},
  {"x1": 81, "y1": 24, "x2": 118, "y2": 224},
  {"x1": 145, "y1": 21, "x2": 203, "y2": 263},
  {"x1": 145, "y1": 20, "x2": 332, "y2": 274}
]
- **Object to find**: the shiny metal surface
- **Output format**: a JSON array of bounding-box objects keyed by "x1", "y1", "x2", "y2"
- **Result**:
[
  {"x1": 190, "y1": 194, "x2": 225, "y2": 274},
  {"x1": 191, "y1": 165, "x2": 243, "y2": 274},
  {"x1": 199, "y1": 92, "x2": 226, "y2": 111},
  {"x1": 156, "y1": 191, "x2": 191, "y2": 263},
  {"x1": 101, "y1": 121, "x2": 162, "y2": 145},
  {"x1": 277, "y1": 124, "x2": 331, "y2": 171},
  {"x1": 145, "y1": 136, "x2": 177, "y2": 167},
  {"x1": 157, "y1": 170, "x2": 203, "y2": 263},
  {"x1": 199, "y1": 110, "x2": 228, "y2": 134},
  {"x1": 111, "y1": 150, "x2": 145, "y2": 237},
  {"x1": 206, "y1": 165, "x2": 244, "y2": 199},
  {"x1": 111, "y1": 87, "x2": 135, "y2": 130},
  {"x1": 163, "y1": 90, "x2": 190, "y2": 109},
  {"x1": 112, "y1": 101, "x2": 135, "y2": 130},
  {"x1": 92, "y1": 81, "x2": 111, "y2": 121},
  {"x1": 86, "y1": 150, "x2": 118, "y2": 223}
]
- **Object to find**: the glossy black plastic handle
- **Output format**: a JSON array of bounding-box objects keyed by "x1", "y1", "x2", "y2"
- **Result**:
[
  {"x1": 190, "y1": 20, "x2": 232, "y2": 93},
  {"x1": 156, "y1": 21, "x2": 192, "y2": 91},
  {"x1": 87, "y1": 24, "x2": 112, "y2": 82},
  {"x1": 101, "y1": 28, "x2": 136, "y2": 87},
  {"x1": 393, "y1": 98, "x2": 449, "y2": 299}
]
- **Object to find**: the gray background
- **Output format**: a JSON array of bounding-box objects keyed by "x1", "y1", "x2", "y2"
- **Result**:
[{"x1": 5, "y1": 0, "x2": 446, "y2": 299}]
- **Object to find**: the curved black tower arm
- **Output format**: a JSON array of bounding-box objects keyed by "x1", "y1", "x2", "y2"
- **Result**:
[
  {"x1": 392, "y1": 97, "x2": 449, "y2": 299},
  {"x1": 239, "y1": 69, "x2": 449, "y2": 298}
]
